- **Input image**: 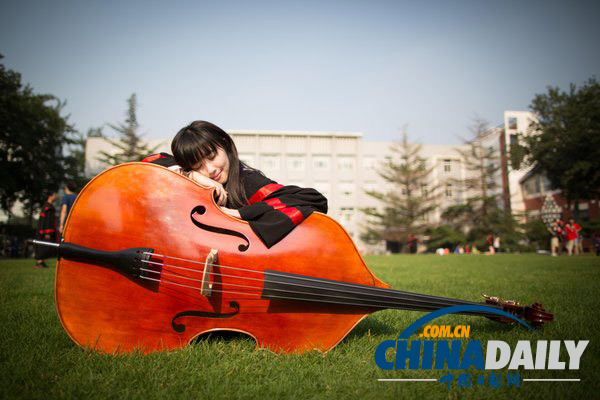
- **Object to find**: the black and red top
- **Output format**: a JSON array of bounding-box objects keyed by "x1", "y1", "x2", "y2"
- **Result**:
[
  {"x1": 142, "y1": 153, "x2": 328, "y2": 248},
  {"x1": 37, "y1": 202, "x2": 57, "y2": 241}
]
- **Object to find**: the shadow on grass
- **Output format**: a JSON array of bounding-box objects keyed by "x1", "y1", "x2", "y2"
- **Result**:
[{"x1": 346, "y1": 317, "x2": 396, "y2": 339}]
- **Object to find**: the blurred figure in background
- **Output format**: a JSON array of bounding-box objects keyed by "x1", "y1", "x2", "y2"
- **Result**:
[
  {"x1": 493, "y1": 234, "x2": 501, "y2": 254},
  {"x1": 486, "y1": 233, "x2": 495, "y2": 255},
  {"x1": 59, "y1": 183, "x2": 78, "y2": 235},
  {"x1": 34, "y1": 190, "x2": 58, "y2": 268},
  {"x1": 407, "y1": 234, "x2": 417, "y2": 254},
  {"x1": 570, "y1": 218, "x2": 583, "y2": 255},
  {"x1": 548, "y1": 221, "x2": 563, "y2": 257},
  {"x1": 565, "y1": 219, "x2": 581, "y2": 256}
]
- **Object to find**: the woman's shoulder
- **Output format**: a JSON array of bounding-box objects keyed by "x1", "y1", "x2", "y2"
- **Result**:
[
  {"x1": 142, "y1": 153, "x2": 178, "y2": 168},
  {"x1": 239, "y1": 166, "x2": 279, "y2": 198}
]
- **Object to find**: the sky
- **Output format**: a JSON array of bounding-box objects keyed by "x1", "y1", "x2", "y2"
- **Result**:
[{"x1": 1, "y1": 0, "x2": 599, "y2": 144}]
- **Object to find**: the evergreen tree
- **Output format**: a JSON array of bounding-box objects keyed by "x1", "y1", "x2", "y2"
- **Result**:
[
  {"x1": 445, "y1": 118, "x2": 522, "y2": 249},
  {"x1": 449, "y1": 118, "x2": 503, "y2": 234},
  {"x1": 97, "y1": 94, "x2": 156, "y2": 165},
  {"x1": 361, "y1": 132, "x2": 438, "y2": 251}
]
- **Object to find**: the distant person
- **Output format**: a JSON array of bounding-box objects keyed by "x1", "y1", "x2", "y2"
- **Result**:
[
  {"x1": 34, "y1": 191, "x2": 58, "y2": 268},
  {"x1": 576, "y1": 231, "x2": 585, "y2": 254},
  {"x1": 565, "y1": 220, "x2": 579, "y2": 256},
  {"x1": 59, "y1": 183, "x2": 78, "y2": 235},
  {"x1": 548, "y1": 221, "x2": 562, "y2": 257},
  {"x1": 486, "y1": 233, "x2": 495, "y2": 255},
  {"x1": 594, "y1": 233, "x2": 600, "y2": 256},
  {"x1": 407, "y1": 234, "x2": 417, "y2": 254},
  {"x1": 570, "y1": 218, "x2": 582, "y2": 255},
  {"x1": 493, "y1": 234, "x2": 501, "y2": 253}
]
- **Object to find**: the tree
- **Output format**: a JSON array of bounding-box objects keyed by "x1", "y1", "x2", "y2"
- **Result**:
[
  {"x1": 517, "y1": 78, "x2": 600, "y2": 213},
  {"x1": 446, "y1": 117, "x2": 523, "y2": 249},
  {"x1": 0, "y1": 55, "x2": 74, "y2": 220},
  {"x1": 361, "y1": 131, "x2": 438, "y2": 251},
  {"x1": 450, "y1": 118, "x2": 504, "y2": 236},
  {"x1": 97, "y1": 93, "x2": 156, "y2": 165}
]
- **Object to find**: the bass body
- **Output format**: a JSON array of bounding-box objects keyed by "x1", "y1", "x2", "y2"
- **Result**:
[{"x1": 56, "y1": 163, "x2": 389, "y2": 354}]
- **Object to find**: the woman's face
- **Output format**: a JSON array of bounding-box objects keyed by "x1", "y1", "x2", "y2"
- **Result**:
[{"x1": 192, "y1": 146, "x2": 230, "y2": 184}]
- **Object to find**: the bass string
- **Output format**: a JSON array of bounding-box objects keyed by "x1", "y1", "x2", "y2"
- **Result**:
[
  {"x1": 138, "y1": 275, "x2": 259, "y2": 298},
  {"x1": 141, "y1": 255, "x2": 488, "y2": 306},
  {"x1": 142, "y1": 252, "x2": 488, "y2": 305},
  {"x1": 138, "y1": 274, "x2": 501, "y2": 318},
  {"x1": 140, "y1": 266, "x2": 458, "y2": 309},
  {"x1": 139, "y1": 262, "x2": 495, "y2": 314},
  {"x1": 137, "y1": 274, "x2": 393, "y2": 310}
]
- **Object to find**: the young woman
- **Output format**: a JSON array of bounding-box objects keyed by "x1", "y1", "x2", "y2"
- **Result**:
[{"x1": 142, "y1": 121, "x2": 328, "y2": 248}]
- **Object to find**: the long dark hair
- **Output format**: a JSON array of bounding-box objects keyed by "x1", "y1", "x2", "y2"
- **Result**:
[{"x1": 171, "y1": 121, "x2": 248, "y2": 208}]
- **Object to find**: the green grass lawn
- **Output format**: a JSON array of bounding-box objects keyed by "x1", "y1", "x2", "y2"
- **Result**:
[{"x1": 1, "y1": 254, "x2": 599, "y2": 399}]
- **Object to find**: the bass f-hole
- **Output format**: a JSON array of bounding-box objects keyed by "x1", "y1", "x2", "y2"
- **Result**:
[{"x1": 190, "y1": 206, "x2": 250, "y2": 252}]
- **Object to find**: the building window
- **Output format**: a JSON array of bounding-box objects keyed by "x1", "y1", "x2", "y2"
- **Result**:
[
  {"x1": 261, "y1": 154, "x2": 280, "y2": 170},
  {"x1": 312, "y1": 156, "x2": 331, "y2": 170},
  {"x1": 523, "y1": 176, "x2": 540, "y2": 196},
  {"x1": 445, "y1": 183, "x2": 453, "y2": 198},
  {"x1": 340, "y1": 207, "x2": 355, "y2": 224},
  {"x1": 508, "y1": 117, "x2": 518, "y2": 130},
  {"x1": 287, "y1": 155, "x2": 305, "y2": 171},
  {"x1": 541, "y1": 175, "x2": 553, "y2": 192},
  {"x1": 337, "y1": 156, "x2": 355, "y2": 171},
  {"x1": 363, "y1": 156, "x2": 376, "y2": 170},
  {"x1": 339, "y1": 182, "x2": 355, "y2": 197},
  {"x1": 443, "y1": 159, "x2": 452, "y2": 173},
  {"x1": 578, "y1": 202, "x2": 590, "y2": 221}
]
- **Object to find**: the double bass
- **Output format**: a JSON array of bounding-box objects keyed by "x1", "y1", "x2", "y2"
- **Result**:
[{"x1": 39, "y1": 163, "x2": 553, "y2": 354}]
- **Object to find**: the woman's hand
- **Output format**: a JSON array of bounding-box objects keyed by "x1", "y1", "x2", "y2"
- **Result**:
[
  {"x1": 220, "y1": 207, "x2": 241, "y2": 219},
  {"x1": 183, "y1": 170, "x2": 228, "y2": 206}
]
